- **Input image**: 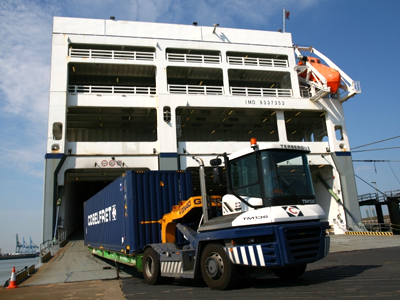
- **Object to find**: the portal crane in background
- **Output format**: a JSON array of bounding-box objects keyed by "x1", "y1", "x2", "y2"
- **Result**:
[
  {"x1": 15, "y1": 234, "x2": 22, "y2": 253},
  {"x1": 15, "y1": 234, "x2": 39, "y2": 254},
  {"x1": 28, "y1": 237, "x2": 39, "y2": 254}
]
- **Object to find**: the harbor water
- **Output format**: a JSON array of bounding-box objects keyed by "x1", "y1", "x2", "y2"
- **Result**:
[{"x1": 0, "y1": 257, "x2": 39, "y2": 286}]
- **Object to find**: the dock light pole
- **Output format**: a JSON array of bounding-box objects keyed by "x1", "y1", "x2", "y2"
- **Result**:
[
  {"x1": 371, "y1": 181, "x2": 378, "y2": 222},
  {"x1": 371, "y1": 181, "x2": 378, "y2": 200}
]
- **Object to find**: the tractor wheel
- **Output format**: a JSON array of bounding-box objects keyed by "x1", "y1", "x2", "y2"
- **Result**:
[
  {"x1": 143, "y1": 247, "x2": 162, "y2": 285},
  {"x1": 200, "y1": 244, "x2": 237, "y2": 290}
]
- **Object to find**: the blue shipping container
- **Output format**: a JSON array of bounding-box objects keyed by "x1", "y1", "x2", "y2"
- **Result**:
[{"x1": 84, "y1": 170, "x2": 193, "y2": 253}]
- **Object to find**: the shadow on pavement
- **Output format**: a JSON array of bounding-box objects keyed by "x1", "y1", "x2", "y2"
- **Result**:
[{"x1": 120, "y1": 264, "x2": 381, "y2": 291}]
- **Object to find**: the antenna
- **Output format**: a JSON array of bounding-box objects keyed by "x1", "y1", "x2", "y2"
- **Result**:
[{"x1": 283, "y1": 7, "x2": 290, "y2": 33}]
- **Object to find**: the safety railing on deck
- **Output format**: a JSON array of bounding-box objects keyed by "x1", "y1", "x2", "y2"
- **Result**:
[
  {"x1": 358, "y1": 193, "x2": 386, "y2": 202},
  {"x1": 168, "y1": 84, "x2": 223, "y2": 95},
  {"x1": 227, "y1": 56, "x2": 288, "y2": 68},
  {"x1": 58, "y1": 228, "x2": 67, "y2": 243},
  {"x1": 230, "y1": 86, "x2": 292, "y2": 97},
  {"x1": 69, "y1": 48, "x2": 155, "y2": 61},
  {"x1": 167, "y1": 53, "x2": 221, "y2": 64},
  {"x1": 40, "y1": 228, "x2": 67, "y2": 258},
  {"x1": 358, "y1": 189, "x2": 400, "y2": 203},
  {"x1": 68, "y1": 85, "x2": 156, "y2": 95},
  {"x1": 362, "y1": 223, "x2": 393, "y2": 233},
  {"x1": 391, "y1": 223, "x2": 400, "y2": 234}
]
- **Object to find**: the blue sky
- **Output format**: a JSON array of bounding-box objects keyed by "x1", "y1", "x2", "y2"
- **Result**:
[{"x1": 0, "y1": 0, "x2": 399, "y2": 253}]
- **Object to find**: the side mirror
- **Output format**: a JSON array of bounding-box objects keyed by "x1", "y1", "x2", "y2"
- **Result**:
[
  {"x1": 212, "y1": 166, "x2": 223, "y2": 185},
  {"x1": 210, "y1": 158, "x2": 222, "y2": 166},
  {"x1": 210, "y1": 157, "x2": 222, "y2": 184}
]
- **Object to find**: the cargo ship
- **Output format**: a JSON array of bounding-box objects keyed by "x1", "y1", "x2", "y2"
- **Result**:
[{"x1": 42, "y1": 17, "x2": 362, "y2": 245}]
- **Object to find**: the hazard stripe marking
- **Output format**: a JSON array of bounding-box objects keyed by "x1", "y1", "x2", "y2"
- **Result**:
[
  {"x1": 345, "y1": 231, "x2": 393, "y2": 236},
  {"x1": 249, "y1": 246, "x2": 257, "y2": 266},
  {"x1": 226, "y1": 245, "x2": 267, "y2": 267},
  {"x1": 240, "y1": 247, "x2": 248, "y2": 265},
  {"x1": 233, "y1": 247, "x2": 239, "y2": 263},
  {"x1": 256, "y1": 245, "x2": 265, "y2": 266},
  {"x1": 161, "y1": 261, "x2": 182, "y2": 274}
]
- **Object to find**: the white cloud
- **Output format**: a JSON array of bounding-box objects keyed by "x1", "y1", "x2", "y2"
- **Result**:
[
  {"x1": 0, "y1": 0, "x2": 60, "y2": 175},
  {"x1": 0, "y1": 1, "x2": 60, "y2": 121},
  {"x1": 355, "y1": 164, "x2": 373, "y2": 173},
  {"x1": 0, "y1": 143, "x2": 44, "y2": 178}
]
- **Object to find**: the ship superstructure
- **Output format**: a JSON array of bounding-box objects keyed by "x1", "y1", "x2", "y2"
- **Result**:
[{"x1": 43, "y1": 17, "x2": 361, "y2": 241}]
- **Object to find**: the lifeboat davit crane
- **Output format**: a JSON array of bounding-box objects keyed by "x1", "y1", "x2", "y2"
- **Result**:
[{"x1": 295, "y1": 46, "x2": 361, "y2": 102}]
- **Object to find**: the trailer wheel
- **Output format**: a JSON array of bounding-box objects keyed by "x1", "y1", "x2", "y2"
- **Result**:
[
  {"x1": 200, "y1": 244, "x2": 237, "y2": 290},
  {"x1": 143, "y1": 247, "x2": 162, "y2": 285},
  {"x1": 273, "y1": 263, "x2": 307, "y2": 280}
]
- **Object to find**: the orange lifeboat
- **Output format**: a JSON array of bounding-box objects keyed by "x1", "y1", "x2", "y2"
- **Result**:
[{"x1": 298, "y1": 57, "x2": 341, "y2": 93}]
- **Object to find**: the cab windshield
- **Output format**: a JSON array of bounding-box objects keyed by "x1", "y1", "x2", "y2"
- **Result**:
[{"x1": 229, "y1": 149, "x2": 315, "y2": 206}]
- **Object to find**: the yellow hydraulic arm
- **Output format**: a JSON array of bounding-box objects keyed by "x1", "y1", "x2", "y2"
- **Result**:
[{"x1": 159, "y1": 195, "x2": 221, "y2": 243}]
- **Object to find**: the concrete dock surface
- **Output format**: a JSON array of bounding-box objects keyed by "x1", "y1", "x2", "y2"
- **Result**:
[
  {"x1": 0, "y1": 279, "x2": 124, "y2": 300},
  {"x1": 19, "y1": 239, "x2": 119, "y2": 286},
  {"x1": 329, "y1": 234, "x2": 400, "y2": 252},
  {"x1": 0, "y1": 234, "x2": 399, "y2": 299}
]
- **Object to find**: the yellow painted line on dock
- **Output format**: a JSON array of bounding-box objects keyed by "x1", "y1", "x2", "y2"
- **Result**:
[{"x1": 345, "y1": 231, "x2": 393, "y2": 236}]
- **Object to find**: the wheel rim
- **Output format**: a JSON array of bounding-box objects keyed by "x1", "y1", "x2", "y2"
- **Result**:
[
  {"x1": 205, "y1": 252, "x2": 224, "y2": 280},
  {"x1": 144, "y1": 256, "x2": 154, "y2": 278}
]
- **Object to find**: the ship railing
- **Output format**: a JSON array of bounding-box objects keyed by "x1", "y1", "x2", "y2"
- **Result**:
[
  {"x1": 168, "y1": 84, "x2": 224, "y2": 95},
  {"x1": 358, "y1": 190, "x2": 400, "y2": 202},
  {"x1": 167, "y1": 53, "x2": 221, "y2": 64},
  {"x1": 69, "y1": 48, "x2": 155, "y2": 61},
  {"x1": 231, "y1": 86, "x2": 292, "y2": 97},
  {"x1": 227, "y1": 56, "x2": 288, "y2": 68},
  {"x1": 57, "y1": 228, "x2": 67, "y2": 244},
  {"x1": 68, "y1": 85, "x2": 156, "y2": 95},
  {"x1": 358, "y1": 192, "x2": 386, "y2": 202},
  {"x1": 40, "y1": 240, "x2": 52, "y2": 254},
  {"x1": 392, "y1": 223, "x2": 400, "y2": 234},
  {"x1": 39, "y1": 228, "x2": 67, "y2": 258},
  {"x1": 362, "y1": 222, "x2": 393, "y2": 233},
  {"x1": 384, "y1": 189, "x2": 400, "y2": 198}
]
